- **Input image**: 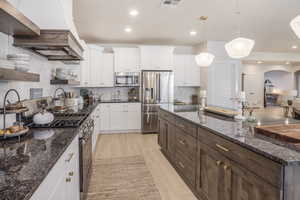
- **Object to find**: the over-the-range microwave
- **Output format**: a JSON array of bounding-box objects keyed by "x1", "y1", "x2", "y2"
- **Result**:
[{"x1": 114, "y1": 72, "x2": 140, "y2": 87}]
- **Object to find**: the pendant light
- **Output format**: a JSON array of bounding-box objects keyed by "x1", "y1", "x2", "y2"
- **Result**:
[
  {"x1": 290, "y1": 15, "x2": 300, "y2": 39},
  {"x1": 195, "y1": 16, "x2": 215, "y2": 67},
  {"x1": 225, "y1": 0, "x2": 255, "y2": 59}
]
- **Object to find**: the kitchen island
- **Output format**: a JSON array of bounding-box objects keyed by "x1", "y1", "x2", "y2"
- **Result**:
[{"x1": 159, "y1": 104, "x2": 300, "y2": 200}]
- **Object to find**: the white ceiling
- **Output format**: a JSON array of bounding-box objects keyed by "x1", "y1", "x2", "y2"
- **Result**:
[{"x1": 74, "y1": 0, "x2": 300, "y2": 53}]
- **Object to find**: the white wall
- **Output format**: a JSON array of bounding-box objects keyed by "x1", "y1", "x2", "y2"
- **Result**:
[
  {"x1": 242, "y1": 64, "x2": 300, "y2": 107},
  {"x1": 264, "y1": 71, "x2": 293, "y2": 91}
]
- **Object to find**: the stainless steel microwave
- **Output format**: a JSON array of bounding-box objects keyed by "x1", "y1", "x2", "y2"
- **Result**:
[{"x1": 115, "y1": 72, "x2": 140, "y2": 87}]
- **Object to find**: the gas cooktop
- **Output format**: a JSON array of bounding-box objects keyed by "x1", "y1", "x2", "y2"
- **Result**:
[{"x1": 25, "y1": 113, "x2": 89, "y2": 128}]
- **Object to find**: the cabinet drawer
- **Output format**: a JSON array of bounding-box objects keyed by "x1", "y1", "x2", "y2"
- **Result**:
[
  {"x1": 159, "y1": 109, "x2": 175, "y2": 124},
  {"x1": 175, "y1": 128, "x2": 197, "y2": 162},
  {"x1": 127, "y1": 103, "x2": 141, "y2": 112},
  {"x1": 175, "y1": 117, "x2": 197, "y2": 138},
  {"x1": 198, "y1": 127, "x2": 282, "y2": 187},
  {"x1": 175, "y1": 150, "x2": 196, "y2": 187}
]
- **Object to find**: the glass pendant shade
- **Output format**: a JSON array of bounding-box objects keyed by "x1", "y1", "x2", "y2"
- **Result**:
[
  {"x1": 290, "y1": 15, "x2": 300, "y2": 39},
  {"x1": 225, "y1": 37, "x2": 255, "y2": 59},
  {"x1": 195, "y1": 52, "x2": 215, "y2": 67}
]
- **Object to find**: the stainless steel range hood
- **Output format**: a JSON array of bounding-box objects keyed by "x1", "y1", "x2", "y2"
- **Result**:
[
  {"x1": 14, "y1": 30, "x2": 83, "y2": 61},
  {"x1": 11, "y1": 0, "x2": 84, "y2": 61}
]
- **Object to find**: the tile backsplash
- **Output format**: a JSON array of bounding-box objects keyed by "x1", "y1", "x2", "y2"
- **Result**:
[{"x1": 174, "y1": 87, "x2": 200, "y2": 104}]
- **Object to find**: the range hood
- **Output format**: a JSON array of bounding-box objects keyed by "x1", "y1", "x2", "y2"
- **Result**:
[{"x1": 11, "y1": 0, "x2": 83, "y2": 61}]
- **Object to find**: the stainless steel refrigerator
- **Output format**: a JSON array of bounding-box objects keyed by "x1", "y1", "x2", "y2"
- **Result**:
[{"x1": 141, "y1": 70, "x2": 174, "y2": 134}]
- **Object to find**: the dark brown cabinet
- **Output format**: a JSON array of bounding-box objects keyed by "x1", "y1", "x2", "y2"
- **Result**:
[
  {"x1": 230, "y1": 163, "x2": 280, "y2": 200},
  {"x1": 158, "y1": 118, "x2": 167, "y2": 150},
  {"x1": 196, "y1": 143, "x2": 231, "y2": 200},
  {"x1": 158, "y1": 109, "x2": 285, "y2": 200},
  {"x1": 196, "y1": 142, "x2": 280, "y2": 200}
]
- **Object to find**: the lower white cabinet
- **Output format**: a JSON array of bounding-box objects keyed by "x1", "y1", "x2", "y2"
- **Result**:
[
  {"x1": 91, "y1": 105, "x2": 101, "y2": 152},
  {"x1": 100, "y1": 103, "x2": 141, "y2": 132},
  {"x1": 30, "y1": 135, "x2": 80, "y2": 200}
]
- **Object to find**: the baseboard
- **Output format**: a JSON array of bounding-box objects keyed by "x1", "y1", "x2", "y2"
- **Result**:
[{"x1": 100, "y1": 129, "x2": 142, "y2": 134}]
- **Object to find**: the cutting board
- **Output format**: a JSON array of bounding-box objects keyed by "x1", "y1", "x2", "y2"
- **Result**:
[{"x1": 255, "y1": 124, "x2": 300, "y2": 143}]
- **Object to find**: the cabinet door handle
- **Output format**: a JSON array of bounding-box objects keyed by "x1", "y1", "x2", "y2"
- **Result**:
[
  {"x1": 178, "y1": 161, "x2": 185, "y2": 169},
  {"x1": 223, "y1": 165, "x2": 230, "y2": 171},
  {"x1": 179, "y1": 139, "x2": 186, "y2": 146},
  {"x1": 216, "y1": 144, "x2": 229, "y2": 152},
  {"x1": 216, "y1": 160, "x2": 223, "y2": 166},
  {"x1": 178, "y1": 124, "x2": 185, "y2": 129},
  {"x1": 69, "y1": 171, "x2": 74, "y2": 176},
  {"x1": 66, "y1": 177, "x2": 71, "y2": 182},
  {"x1": 65, "y1": 153, "x2": 74, "y2": 162}
]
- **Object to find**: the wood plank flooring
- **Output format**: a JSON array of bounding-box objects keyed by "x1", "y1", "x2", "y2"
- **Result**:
[{"x1": 91, "y1": 133, "x2": 197, "y2": 200}]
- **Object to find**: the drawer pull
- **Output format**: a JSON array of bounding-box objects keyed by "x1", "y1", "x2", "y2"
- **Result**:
[
  {"x1": 216, "y1": 144, "x2": 229, "y2": 152},
  {"x1": 179, "y1": 139, "x2": 186, "y2": 145},
  {"x1": 65, "y1": 153, "x2": 74, "y2": 162},
  {"x1": 178, "y1": 124, "x2": 185, "y2": 129},
  {"x1": 66, "y1": 177, "x2": 71, "y2": 182},
  {"x1": 223, "y1": 165, "x2": 230, "y2": 171},
  {"x1": 69, "y1": 171, "x2": 74, "y2": 176},
  {"x1": 216, "y1": 160, "x2": 223, "y2": 166},
  {"x1": 178, "y1": 161, "x2": 185, "y2": 169}
]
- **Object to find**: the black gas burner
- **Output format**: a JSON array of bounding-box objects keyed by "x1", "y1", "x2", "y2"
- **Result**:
[{"x1": 25, "y1": 113, "x2": 89, "y2": 128}]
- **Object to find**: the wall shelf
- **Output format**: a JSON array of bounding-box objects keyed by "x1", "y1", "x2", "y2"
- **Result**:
[
  {"x1": 50, "y1": 79, "x2": 80, "y2": 85},
  {"x1": 0, "y1": 68, "x2": 40, "y2": 82},
  {"x1": 0, "y1": 0, "x2": 40, "y2": 36}
]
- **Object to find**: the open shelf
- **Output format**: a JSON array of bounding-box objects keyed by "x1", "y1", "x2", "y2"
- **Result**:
[
  {"x1": 0, "y1": 68, "x2": 40, "y2": 82},
  {"x1": 0, "y1": 0, "x2": 40, "y2": 36},
  {"x1": 50, "y1": 79, "x2": 80, "y2": 85}
]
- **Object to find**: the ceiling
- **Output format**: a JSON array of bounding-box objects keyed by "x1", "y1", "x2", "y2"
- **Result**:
[{"x1": 74, "y1": 0, "x2": 300, "y2": 53}]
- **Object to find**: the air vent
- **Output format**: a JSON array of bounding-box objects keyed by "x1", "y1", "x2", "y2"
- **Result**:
[{"x1": 161, "y1": 0, "x2": 182, "y2": 7}]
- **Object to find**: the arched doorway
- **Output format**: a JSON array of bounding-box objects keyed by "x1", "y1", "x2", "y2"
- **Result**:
[{"x1": 264, "y1": 70, "x2": 293, "y2": 107}]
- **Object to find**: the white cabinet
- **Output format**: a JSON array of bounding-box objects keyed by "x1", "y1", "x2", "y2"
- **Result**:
[
  {"x1": 80, "y1": 45, "x2": 91, "y2": 86},
  {"x1": 80, "y1": 45, "x2": 114, "y2": 87},
  {"x1": 91, "y1": 105, "x2": 101, "y2": 153},
  {"x1": 113, "y1": 48, "x2": 140, "y2": 72},
  {"x1": 140, "y1": 46, "x2": 174, "y2": 70},
  {"x1": 101, "y1": 53, "x2": 114, "y2": 87},
  {"x1": 89, "y1": 45, "x2": 103, "y2": 86},
  {"x1": 30, "y1": 135, "x2": 80, "y2": 200},
  {"x1": 99, "y1": 104, "x2": 111, "y2": 131},
  {"x1": 100, "y1": 103, "x2": 141, "y2": 132},
  {"x1": 174, "y1": 54, "x2": 201, "y2": 87}
]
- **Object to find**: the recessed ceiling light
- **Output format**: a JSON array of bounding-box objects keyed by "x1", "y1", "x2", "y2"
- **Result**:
[
  {"x1": 129, "y1": 9, "x2": 139, "y2": 16},
  {"x1": 257, "y1": 61, "x2": 263, "y2": 64},
  {"x1": 124, "y1": 27, "x2": 132, "y2": 33},
  {"x1": 292, "y1": 45, "x2": 298, "y2": 49},
  {"x1": 190, "y1": 31, "x2": 197, "y2": 36}
]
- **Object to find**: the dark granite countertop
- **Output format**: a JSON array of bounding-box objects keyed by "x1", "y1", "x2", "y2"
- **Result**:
[
  {"x1": 160, "y1": 104, "x2": 300, "y2": 166},
  {"x1": 98, "y1": 100, "x2": 140, "y2": 104},
  {"x1": 0, "y1": 103, "x2": 99, "y2": 200}
]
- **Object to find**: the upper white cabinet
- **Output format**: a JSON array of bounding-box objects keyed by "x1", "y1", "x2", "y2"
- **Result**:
[
  {"x1": 174, "y1": 54, "x2": 201, "y2": 87},
  {"x1": 101, "y1": 53, "x2": 114, "y2": 87},
  {"x1": 80, "y1": 44, "x2": 91, "y2": 87},
  {"x1": 113, "y1": 48, "x2": 140, "y2": 72},
  {"x1": 80, "y1": 45, "x2": 114, "y2": 87},
  {"x1": 140, "y1": 46, "x2": 174, "y2": 70}
]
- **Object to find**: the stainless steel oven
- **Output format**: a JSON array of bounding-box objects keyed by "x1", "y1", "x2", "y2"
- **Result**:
[
  {"x1": 79, "y1": 117, "x2": 94, "y2": 200},
  {"x1": 115, "y1": 72, "x2": 140, "y2": 87}
]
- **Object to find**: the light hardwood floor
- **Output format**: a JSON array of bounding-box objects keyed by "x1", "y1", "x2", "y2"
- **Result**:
[{"x1": 93, "y1": 133, "x2": 197, "y2": 200}]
